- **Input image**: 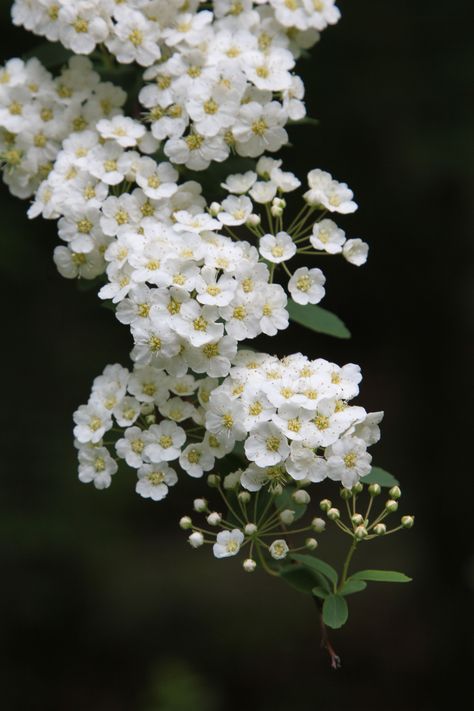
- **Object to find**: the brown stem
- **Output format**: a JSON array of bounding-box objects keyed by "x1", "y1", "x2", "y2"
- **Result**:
[{"x1": 313, "y1": 597, "x2": 341, "y2": 670}]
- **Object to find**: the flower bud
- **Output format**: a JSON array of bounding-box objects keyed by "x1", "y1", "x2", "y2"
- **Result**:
[
  {"x1": 351, "y1": 513, "x2": 364, "y2": 527},
  {"x1": 238, "y1": 491, "x2": 251, "y2": 504},
  {"x1": 270, "y1": 204, "x2": 283, "y2": 217},
  {"x1": 246, "y1": 213, "x2": 261, "y2": 227},
  {"x1": 340, "y1": 488, "x2": 352, "y2": 501},
  {"x1": 401, "y1": 515, "x2": 415, "y2": 529},
  {"x1": 179, "y1": 516, "x2": 192, "y2": 530},
  {"x1": 327, "y1": 507, "x2": 340, "y2": 521},
  {"x1": 193, "y1": 498, "x2": 208, "y2": 513},
  {"x1": 271, "y1": 483, "x2": 283, "y2": 496},
  {"x1": 352, "y1": 482, "x2": 364, "y2": 494},
  {"x1": 140, "y1": 402, "x2": 154, "y2": 415},
  {"x1": 209, "y1": 201, "x2": 221, "y2": 216},
  {"x1": 188, "y1": 531, "x2": 204, "y2": 548},
  {"x1": 207, "y1": 474, "x2": 221, "y2": 488},
  {"x1": 320, "y1": 499, "x2": 332, "y2": 512},
  {"x1": 207, "y1": 512, "x2": 222, "y2": 526},
  {"x1": 293, "y1": 489, "x2": 310, "y2": 505},
  {"x1": 279, "y1": 509, "x2": 296, "y2": 525},
  {"x1": 269, "y1": 539, "x2": 289, "y2": 560},
  {"x1": 355, "y1": 525, "x2": 368, "y2": 539},
  {"x1": 389, "y1": 486, "x2": 401, "y2": 500},
  {"x1": 305, "y1": 537, "x2": 318, "y2": 550},
  {"x1": 311, "y1": 517, "x2": 326, "y2": 533},
  {"x1": 385, "y1": 499, "x2": 398, "y2": 512},
  {"x1": 243, "y1": 558, "x2": 256, "y2": 573},
  {"x1": 244, "y1": 523, "x2": 257, "y2": 536},
  {"x1": 145, "y1": 413, "x2": 156, "y2": 425},
  {"x1": 373, "y1": 523, "x2": 387, "y2": 535},
  {"x1": 368, "y1": 483, "x2": 381, "y2": 496}
]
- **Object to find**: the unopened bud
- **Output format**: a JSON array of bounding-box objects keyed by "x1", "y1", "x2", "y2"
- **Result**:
[
  {"x1": 305, "y1": 537, "x2": 318, "y2": 550},
  {"x1": 355, "y1": 525, "x2": 368, "y2": 539},
  {"x1": 401, "y1": 515, "x2": 415, "y2": 529},
  {"x1": 271, "y1": 483, "x2": 283, "y2": 496},
  {"x1": 193, "y1": 498, "x2": 208, "y2": 513},
  {"x1": 311, "y1": 517, "x2": 326, "y2": 533},
  {"x1": 207, "y1": 512, "x2": 222, "y2": 526},
  {"x1": 246, "y1": 213, "x2": 261, "y2": 227},
  {"x1": 385, "y1": 499, "x2": 398, "y2": 512},
  {"x1": 327, "y1": 507, "x2": 340, "y2": 521},
  {"x1": 179, "y1": 516, "x2": 192, "y2": 530},
  {"x1": 368, "y1": 483, "x2": 381, "y2": 496},
  {"x1": 270, "y1": 204, "x2": 283, "y2": 217},
  {"x1": 244, "y1": 523, "x2": 257, "y2": 536},
  {"x1": 373, "y1": 523, "x2": 387, "y2": 535},
  {"x1": 188, "y1": 531, "x2": 204, "y2": 548},
  {"x1": 145, "y1": 413, "x2": 156, "y2": 425},
  {"x1": 389, "y1": 486, "x2": 401, "y2": 500},
  {"x1": 352, "y1": 482, "x2": 364, "y2": 494},
  {"x1": 243, "y1": 558, "x2": 256, "y2": 572},
  {"x1": 209, "y1": 201, "x2": 221, "y2": 216},
  {"x1": 351, "y1": 513, "x2": 364, "y2": 527},
  {"x1": 293, "y1": 489, "x2": 310, "y2": 505},
  {"x1": 207, "y1": 474, "x2": 221, "y2": 488},
  {"x1": 340, "y1": 488, "x2": 352, "y2": 500},
  {"x1": 320, "y1": 498, "x2": 332, "y2": 512},
  {"x1": 238, "y1": 491, "x2": 251, "y2": 504},
  {"x1": 279, "y1": 509, "x2": 296, "y2": 525},
  {"x1": 140, "y1": 402, "x2": 154, "y2": 415}
]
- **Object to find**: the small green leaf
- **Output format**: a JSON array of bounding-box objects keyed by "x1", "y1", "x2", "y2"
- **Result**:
[
  {"x1": 23, "y1": 42, "x2": 72, "y2": 68},
  {"x1": 288, "y1": 117, "x2": 320, "y2": 127},
  {"x1": 322, "y1": 594, "x2": 348, "y2": 629},
  {"x1": 279, "y1": 566, "x2": 329, "y2": 595},
  {"x1": 349, "y1": 570, "x2": 412, "y2": 583},
  {"x1": 312, "y1": 586, "x2": 329, "y2": 600},
  {"x1": 274, "y1": 486, "x2": 307, "y2": 522},
  {"x1": 291, "y1": 554, "x2": 338, "y2": 587},
  {"x1": 340, "y1": 579, "x2": 367, "y2": 596},
  {"x1": 361, "y1": 466, "x2": 399, "y2": 487},
  {"x1": 286, "y1": 299, "x2": 351, "y2": 339}
]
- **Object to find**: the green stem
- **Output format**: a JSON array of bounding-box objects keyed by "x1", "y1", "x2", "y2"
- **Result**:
[{"x1": 338, "y1": 538, "x2": 358, "y2": 592}]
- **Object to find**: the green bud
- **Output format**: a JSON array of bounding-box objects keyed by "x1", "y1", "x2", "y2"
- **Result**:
[
  {"x1": 311, "y1": 517, "x2": 326, "y2": 533},
  {"x1": 351, "y1": 513, "x2": 364, "y2": 527},
  {"x1": 207, "y1": 474, "x2": 221, "y2": 488},
  {"x1": 401, "y1": 515, "x2": 415, "y2": 528},
  {"x1": 320, "y1": 499, "x2": 332, "y2": 512},
  {"x1": 244, "y1": 523, "x2": 257, "y2": 535},
  {"x1": 340, "y1": 488, "x2": 352, "y2": 500},
  {"x1": 238, "y1": 491, "x2": 251, "y2": 504},
  {"x1": 368, "y1": 483, "x2": 381, "y2": 496},
  {"x1": 193, "y1": 498, "x2": 208, "y2": 512},
  {"x1": 389, "y1": 486, "x2": 401, "y2": 500},
  {"x1": 373, "y1": 523, "x2": 387, "y2": 535},
  {"x1": 179, "y1": 516, "x2": 192, "y2": 530},
  {"x1": 145, "y1": 414, "x2": 156, "y2": 425},
  {"x1": 352, "y1": 482, "x2": 364, "y2": 494},
  {"x1": 279, "y1": 509, "x2": 296, "y2": 525},
  {"x1": 327, "y1": 507, "x2": 340, "y2": 521},
  {"x1": 271, "y1": 483, "x2": 283, "y2": 496},
  {"x1": 355, "y1": 525, "x2": 368, "y2": 539},
  {"x1": 293, "y1": 489, "x2": 310, "y2": 505},
  {"x1": 305, "y1": 537, "x2": 318, "y2": 550},
  {"x1": 385, "y1": 499, "x2": 398, "y2": 512}
]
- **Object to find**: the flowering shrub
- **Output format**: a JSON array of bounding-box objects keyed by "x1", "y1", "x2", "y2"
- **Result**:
[{"x1": 2, "y1": 0, "x2": 413, "y2": 666}]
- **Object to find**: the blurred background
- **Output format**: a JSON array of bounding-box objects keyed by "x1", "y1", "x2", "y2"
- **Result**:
[{"x1": 0, "y1": 0, "x2": 473, "y2": 709}]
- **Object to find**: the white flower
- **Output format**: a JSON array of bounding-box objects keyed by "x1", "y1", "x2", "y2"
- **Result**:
[
  {"x1": 342, "y1": 238, "x2": 369, "y2": 266},
  {"x1": 188, "y1": 531, "x2": 204, "y2": 548},
  {"x1": 113, "y1": 396, "x2": 141, "y2": 428},
  {"x1": 143, "y1": 421, "x2": 186, "y2": 462},
  {"x1": 304, "y1": 169, "x2": 357, "y2": 213},
  {"x1": 96, "y1": 116, "x2": 145, "y2": 148},
  {"x1": 217, "y1": 195, "x2": 253, "y2": 226},
  {"x1": 73, "y1": 403, "x2": 112, "y2": 444},
  {"x1": 115, "y1": 426, "x2": 147, "y2": 468},
  {"x1": 221, "y1": 171, "x2": 257, "y2": 194},
  {"x1": 288, "y1": 267, "x2": 326, "y2": 305},
  {"x1": 286, "y1": 442, "x2": 328, "y2": 482},
  {"x1": 233, "y1": 101, "x2": 288, "y2": 158},
  {"x1": 127, "y1": 366, "x2": 170, "y2": 405},
  {"x1": 213, "y1": 529, "x2": 245, "y2": 559},
  {"x1": 179, "y1": 443, "x2": 214, "y2": 478},
  {"x1": 240, "y1": 463, "x2": 286, "y2": 492},
  {"x1": 325, "y1": 436, "x2": 372, "y2": 488},
  {"x1": 78, "y1": 445, "x2": 118, "y2": 490},
  {"x1": 53, "y1": 245, "x2": 104, "y2": 280},
  {"x1": 269, "y1": 539, "x2": 289, "y2": 560},
  {"x1": 205, "y1": 392, "x2": 247, "y2": 442},
  {"x1": 195, "y1": 267, "x2": 237, "y2": 307},
  {"x1": 244, "y1": 422, "x2": 290, "y2": 467},
  {"x1": 135, "y1": 463, "x2": 178, "y2": 501},
  {"x1": 310, "y1": 218, "x2": 346, "y2": 253},
  {"x1": 259, "y1": 231, "x2": 296, "y2": 263}
]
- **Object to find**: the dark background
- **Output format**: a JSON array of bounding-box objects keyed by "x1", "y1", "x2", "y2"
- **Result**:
[{"x1": 1, "y1": 1, "x2": 473, "y2": 709}]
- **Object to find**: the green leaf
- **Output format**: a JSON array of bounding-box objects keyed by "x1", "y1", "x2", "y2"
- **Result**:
[
  {"x1": 349, "y1": 570, "x2": 412, "y2": 583},
  {"x1": 340, "y1": 579, "x2": 367, "y2": 596},
  {"x1": 286, "y1": 299, "x2": 351, "y2": 339},
  {"x1": 322, "y1": 594, "x2": 348, "y2": 629},
  {"x1": 288, "y1": 117, "x2": 320, "y2": 127},
  {"x1": 274, "y1": 486, "x2": 307, "y2": 522},
  {"x1": 23, "y1": 41, "x2": 72, "y2": 68},
  {"x1": 279, "y1": 565, "x2": 329, "y2": 595},
  {"x1": 361, "y1": 466, "x2": 399, "y2": 487},
  {"x1": 311, "y1": 586, "x2": 329, "y2": 600},
  {"x1": 291, "y1": 554, "x2": 338, "y2": 588}
]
